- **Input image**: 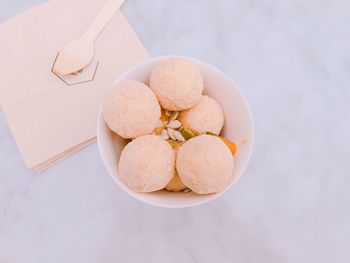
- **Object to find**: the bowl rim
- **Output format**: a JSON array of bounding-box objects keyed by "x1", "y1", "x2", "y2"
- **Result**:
[{"x1": 97, "y1": 55, "x2": 255, "y2": 208}]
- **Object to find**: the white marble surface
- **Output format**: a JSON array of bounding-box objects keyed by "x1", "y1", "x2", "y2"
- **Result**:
[{"x1": 1, "y1": 0, "x2": 350, "y2": 262}]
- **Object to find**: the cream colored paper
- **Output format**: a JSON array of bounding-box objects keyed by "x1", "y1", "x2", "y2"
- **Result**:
[{"x1": 0, "y1": 0, "x2": 149, "y2": 170}]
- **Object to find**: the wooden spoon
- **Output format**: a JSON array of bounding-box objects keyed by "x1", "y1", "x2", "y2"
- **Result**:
[{"x1": 53, "y1": 0, "x2": 125, "y2": 75}]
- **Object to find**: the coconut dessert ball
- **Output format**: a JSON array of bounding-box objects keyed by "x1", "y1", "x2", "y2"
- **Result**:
[
  {"x1": 176, "y1": 135, "x2": 233, "y2": 194},
  {"x1": 165, "y1": 172, "x2": 187, "y2": 192},
  {"x1": 165, "y1": 150, "x2": 187, "y2": 192},
  {"x1": 119, "y1": 135, "x2": 175, "y2": 192},
  {"x1": 150, "y1": 58, "x2": 204, "y2": 111},
  {"x1": 178, "y1": 95, "x2": 224, "y2": 135},
  {"x1": 103, "y1": 80, "x2": 161, "y2": 139}
]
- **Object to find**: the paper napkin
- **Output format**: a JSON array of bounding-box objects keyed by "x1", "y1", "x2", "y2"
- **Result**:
[{"x1": 0, "y1": 0, "x2": 149, "y2": 171}]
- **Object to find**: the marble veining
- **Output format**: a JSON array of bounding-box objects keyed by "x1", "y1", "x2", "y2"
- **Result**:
[{"x1": 1, "y1": 0, "x2": 350, "y2": 262}]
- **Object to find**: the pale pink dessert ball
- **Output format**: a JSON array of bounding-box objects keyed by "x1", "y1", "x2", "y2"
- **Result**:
[
  {"x1": 150, "y1": 58, "x2": 204, "y2": 111},
  {"x1": 165, "y1": 150, "x2": 187, "y2": 192},
  {"x1": 178, "y1": 95, "x2": 224, "y2": 135},
  {"x1": 165, "y1": 172, "x2": 187, "y2": 192},
  {"x1": 119, "y1": 135, "x2": 175, "y2": 192},
  {"x1": 176, "y1": 135, "x2": 233, "y2": 194},
  {"x1": 103, "y1": 80, "x2": 161, "y2": 139}
]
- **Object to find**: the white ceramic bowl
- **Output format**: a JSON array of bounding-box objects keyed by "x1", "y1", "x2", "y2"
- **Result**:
[{"x1": 97, "y1": 55, "x2": 254, "y2": 208}]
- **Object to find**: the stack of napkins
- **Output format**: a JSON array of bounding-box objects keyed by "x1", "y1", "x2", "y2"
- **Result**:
[{"x1": 0, "y1": 0, "x2": 149, "y2": 172}]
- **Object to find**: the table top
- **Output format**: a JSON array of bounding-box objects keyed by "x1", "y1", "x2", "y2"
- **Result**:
[{"x1": 1, "y1": 0, "x2": 349, "y2": 262}]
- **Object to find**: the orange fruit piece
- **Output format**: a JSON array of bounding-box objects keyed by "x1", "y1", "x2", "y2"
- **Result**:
[
  {"x1": 220, "y1": 137, "x2": 237, "y2": 156},
  {"x1": 207, "y1": 132, "x2": 237, "y2": 156},
  {"x1": 160, "y1": 109, "x2": 170, "y2": 123}
]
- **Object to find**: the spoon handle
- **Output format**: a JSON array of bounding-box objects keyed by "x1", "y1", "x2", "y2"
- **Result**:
[{"x1": 84, "y1": 0, "x2": 125, "y2": 42}]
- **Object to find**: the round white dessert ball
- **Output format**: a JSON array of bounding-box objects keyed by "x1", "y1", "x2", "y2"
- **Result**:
[
  {"x1": 178, "y1": 95, "x2": 224, "y2": 135},
  {"x1": 176, "y1": 135, "x2": 233, "y2": 194},
  {"x1": 103, "y1": 80, "x2": 161, "y2": 139},
  {"x1": 165, "y1": 172, "x2": 187, "y2": 192},
  {"x1": 165, "y1": 149, "x2": 187, "y2": 192},
  {"x1": 150, "y1": 58, "x2": 203, "y2": 111},
  {"x1": 119, "y1": 135, "x2": 175, "y2": 192}
]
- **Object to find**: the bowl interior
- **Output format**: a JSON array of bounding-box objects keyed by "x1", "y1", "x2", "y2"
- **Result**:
[{"x1": 97, "y1": 56, "x2": 254, "y2": 208}]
